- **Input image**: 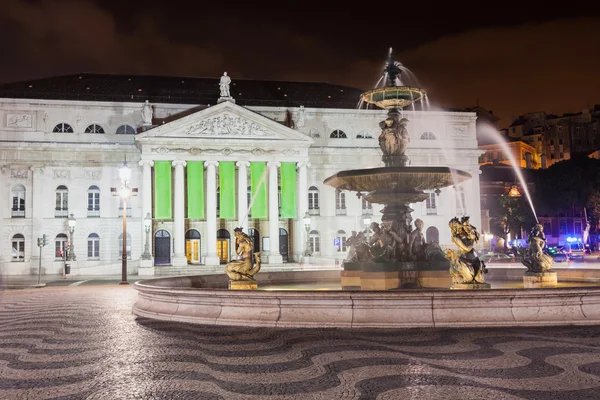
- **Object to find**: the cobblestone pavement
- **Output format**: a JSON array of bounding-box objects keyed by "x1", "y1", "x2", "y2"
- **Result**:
[{"x1": 2, "y1": 286, "x2": 600, "y2": 399}]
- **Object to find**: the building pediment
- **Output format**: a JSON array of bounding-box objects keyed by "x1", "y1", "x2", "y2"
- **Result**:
[{"x1": 136, "y1": 101, "x2": 313, "y2": 145}]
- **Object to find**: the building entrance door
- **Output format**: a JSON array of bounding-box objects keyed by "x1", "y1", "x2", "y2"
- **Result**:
[
  {"x1": 154, "y1": 230, "x2": 171, "y2": 266},
  {"x1": 279, "y1": 228, "x2": 289, "y2": 262},
  {"x1": 185, "y1": 229, "x2": 201, "y2": 264},
  {"x1": 217, "y1": 229, "x2": 230, "y2": 264}
]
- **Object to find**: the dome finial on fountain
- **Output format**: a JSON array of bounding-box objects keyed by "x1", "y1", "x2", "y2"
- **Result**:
[
  {"x1": 360, "y1": 49, "x2": 426, "y2": 110},
  {"x1": 385, "y1": 48, "x2": 402, "y2": 87}
]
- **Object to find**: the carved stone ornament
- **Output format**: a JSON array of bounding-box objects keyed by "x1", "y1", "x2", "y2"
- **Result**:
[
  {"x1": 11, "y1": 169, "x2": 29, "y2": 179},
  {"x1": 296, "y1": 105, "x2": 306, "y2": 128},
  {"x1": 184, "y1": 113, "x2": 272, "y2": 137},
  {"x1": 85, "y1": 170, "x2": 102, "y2": 180},
  {"x1": 6, "y1": 113, "x2": 33, "y2": 128},
  {"x1": 450, "y1": 125, "x2": 469, "y2": 137},
  {"x1": 54, "y1": 170, "x2": 71, "y2": 179},
  {"x1": 150, "y1": 147, "x2": 282, "y2": 156}
]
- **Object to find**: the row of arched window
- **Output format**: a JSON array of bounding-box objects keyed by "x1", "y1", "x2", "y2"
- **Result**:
[
  {"x1": 52, "y1": 123, "x2": 136, "y2": 135},
  {"x1": 10, "y1": 232, "x2": 130, "y2": 261},
  {"x1": 325, "y1": 129, "x2": 437, "y2": 140}
]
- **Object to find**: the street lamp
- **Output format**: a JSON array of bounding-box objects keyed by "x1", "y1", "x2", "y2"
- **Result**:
[
  {"x1": 303, "y1": 211, "x2": 312, "y2": 257},
  {"x1": 508, "y1": 185, "x2": 521, "y2": 198},
  {"x1": 67, "y1": 213, "x2": 76, "y2": 261},
  {"x1": 362, "y1": 214, "x2": 372, "y2": 241},
  {"x1": 119, "y1": 160, "x2": 132, "y2": 285},
  {"x1": 142, "y1": 212, "x2": 152, "y2": 260}
]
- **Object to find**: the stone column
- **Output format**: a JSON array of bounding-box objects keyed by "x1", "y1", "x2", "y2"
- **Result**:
[
  {"x1": 295, "y1": 162, "x2": 309, "y2": 262},
  {"x1": 236, "y1": 161, "x2": 250, "y2": 232},
  {"x1": 172, "y1": 160, "x2": 187, "y2": 266},
  {"x1": 267, "y1": 161, "x2": 282, "y2": 264},
  {"x1": 205, "y1": 161, "x2": 220, "y2": 265},
  {"x1": 139, "y1": 160, "x2": 154, "y2": 271}
]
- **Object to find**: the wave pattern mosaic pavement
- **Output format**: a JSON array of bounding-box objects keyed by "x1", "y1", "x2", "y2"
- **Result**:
[{"x1": 2, "y1": 286, "x2": 600, "y2": 399}]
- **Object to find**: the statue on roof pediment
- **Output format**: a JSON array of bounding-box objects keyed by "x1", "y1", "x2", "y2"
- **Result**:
[{"x1": 184, "y1": 113, "x2": 272, "y2": 137}]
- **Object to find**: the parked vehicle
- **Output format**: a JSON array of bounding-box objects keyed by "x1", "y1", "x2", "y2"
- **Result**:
[
  {"x1": 564, "y1": 242, "x2": 585, "y2": 260},
  {"x1": 480, "y1": 253, "x2": 516, "y2": 263},
  {"x1": 545, "y1": 246, "x2": 568, "y2": 262}
]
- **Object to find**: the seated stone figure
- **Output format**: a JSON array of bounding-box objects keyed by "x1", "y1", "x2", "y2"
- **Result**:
[
  {"x1": 225, "y1": 228, "x2": 261, "y2": 281},
  {"x1": 520, "y1": 224, "x2": 553, "y2": 273},
  {"x1": 445, "y1": 216, "x2": 487, "y2": 284}
]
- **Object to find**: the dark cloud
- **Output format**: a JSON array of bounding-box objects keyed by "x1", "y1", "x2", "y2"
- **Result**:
[{"x1": 1, "y1": 0, "x2": 600, "y2": 129}]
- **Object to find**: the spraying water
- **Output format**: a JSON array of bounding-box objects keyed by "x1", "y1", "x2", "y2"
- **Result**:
[
  {"x1": 478, "y1": 122, "x2": 538, "y2": 222},
  {"x1": 240, "y1": 168, "x2": 269, "y2": 228}
]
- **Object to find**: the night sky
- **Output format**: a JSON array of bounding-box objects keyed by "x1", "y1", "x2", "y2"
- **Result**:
[{"x1": 2, "y1": 0, "x2": 600, "y2": 128}]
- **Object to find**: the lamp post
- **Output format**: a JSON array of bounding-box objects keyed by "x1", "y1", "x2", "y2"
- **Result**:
[
  {"x1": 119, "y1": 160, "x2": 132, "y2": 285},
  {"x1": 67, "y1": 213, "x2": 76, "y2": 261},
  {"x1": 362, "y1": 214, "x2": 372, "y2": 241},
  {"x1": 142, "y1": 212, "x2": 152, "y2": 260},
  {"x1": 303, "y1": 211, "x2": 312, "y2": 257}
]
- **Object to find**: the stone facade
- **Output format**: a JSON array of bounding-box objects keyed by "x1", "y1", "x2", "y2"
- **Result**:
[{"x1": 0, "y1": 94, "x2": 481, "y2": 275}]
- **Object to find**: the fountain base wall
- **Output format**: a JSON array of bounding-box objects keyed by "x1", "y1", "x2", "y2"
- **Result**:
[
  {"x1": 341, "y1": 261, "x2": 451, "y2": 290},
  {"x1": 132, "y1": 269, "x2": 600, "y2": 329}
]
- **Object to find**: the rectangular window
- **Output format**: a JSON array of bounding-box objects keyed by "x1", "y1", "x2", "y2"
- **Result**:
[
  {"x1": 309, "y1": 236, "x2": 320, "y2": 253},
  {"x1": 308, "y1": 192, "x2": 319, "y2": 210},
  {"x1": 337, "y1": 236, "x2": 348, "y2": 252},
  {"x1": 12, "y1": 191, "x2": 25, "y2": 217},
  {"x1": 425, "y1": 192, "x2": 437, "y2": 215},
  {"x1": 574, "y1": 222, "x2": 582, "y2": 235},
  {"x1": 543, "y1": 223, "x2": 552, "y2": 236},
  {"x1": 362, "y1": 198, "x2": 373, "y2": 214},
  {"x1": 559, "y1": 221, "x2": 566, "y2": 235},
  {"x1": 88, "y1": 239, "x2": 100, "y2": 258},
  {"x1": 559, "y1": 138, "x2": 564, "y2": 145},
  {"x1": 55, "y1": 238, "x2": 67, "y2": 259}
]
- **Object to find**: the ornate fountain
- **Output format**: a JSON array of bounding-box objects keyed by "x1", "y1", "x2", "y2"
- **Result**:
[{"x1": 324, "y1": 51, "x2": 473, "y2": 290}]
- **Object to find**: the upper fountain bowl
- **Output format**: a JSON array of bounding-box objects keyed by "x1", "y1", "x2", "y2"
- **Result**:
[
  {"x1": 360, "y1": 86, "x2": 427, "y2": 110},
  {"x1": 324, "y1": 166, "x2": 472, "y2": 204}
]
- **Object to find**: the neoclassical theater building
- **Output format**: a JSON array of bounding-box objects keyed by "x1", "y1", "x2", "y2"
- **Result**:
[{"x1": 0, "y1": 73, "x2": 482, "y2": 276}]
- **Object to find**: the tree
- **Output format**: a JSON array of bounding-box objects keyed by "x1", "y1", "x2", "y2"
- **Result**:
[
  {"x1": 535, "y1": 156, "x2": 600, "y2": 217},
  {"x1": 489, "y1": 194, "x2": 537, "y2": 248}
]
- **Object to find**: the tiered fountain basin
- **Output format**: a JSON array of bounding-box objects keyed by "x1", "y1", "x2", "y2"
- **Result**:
[
  {"x1": 360, "y1": 86, "x2": 427, "y2": 109},
  {"x1": 323, "y1": 166, "x2": 471, "y2": 204},
  {"x1": 133, "y1": 268, "x2": 600, "y2": 329}
]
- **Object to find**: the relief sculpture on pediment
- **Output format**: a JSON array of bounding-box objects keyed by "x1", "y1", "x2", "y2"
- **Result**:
[{"x1": 185, "y1": 113, "x2": 271, "y2": 137}]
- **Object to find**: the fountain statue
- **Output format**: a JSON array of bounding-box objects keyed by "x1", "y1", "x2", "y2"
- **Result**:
[
  {"x1": 445, "y1": 216, "x2": 489, "y2": 288},
  {"x1": 324, "y1": 50, "x2": 472, "y2": 290},
  {"x1": 520, "y1": 224, "x2": 557, "y2": 288},
  {"x1": 225, "y1": 227, "x2": 261, "y2": 289}
]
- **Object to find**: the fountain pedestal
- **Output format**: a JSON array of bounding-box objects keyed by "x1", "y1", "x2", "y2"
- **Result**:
[
  {"x1": 341, "y1": 262, "x2": 451, "y2": 290},
  {"x1": 523, "y1": 271, "x2": 557, "y2": 289},
  {"x1": 229, "y1": 280, "x2": 258, "y2": 290},
  {"x1": 451, "y1": 283, "x2": 491, "y2": 290}
]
